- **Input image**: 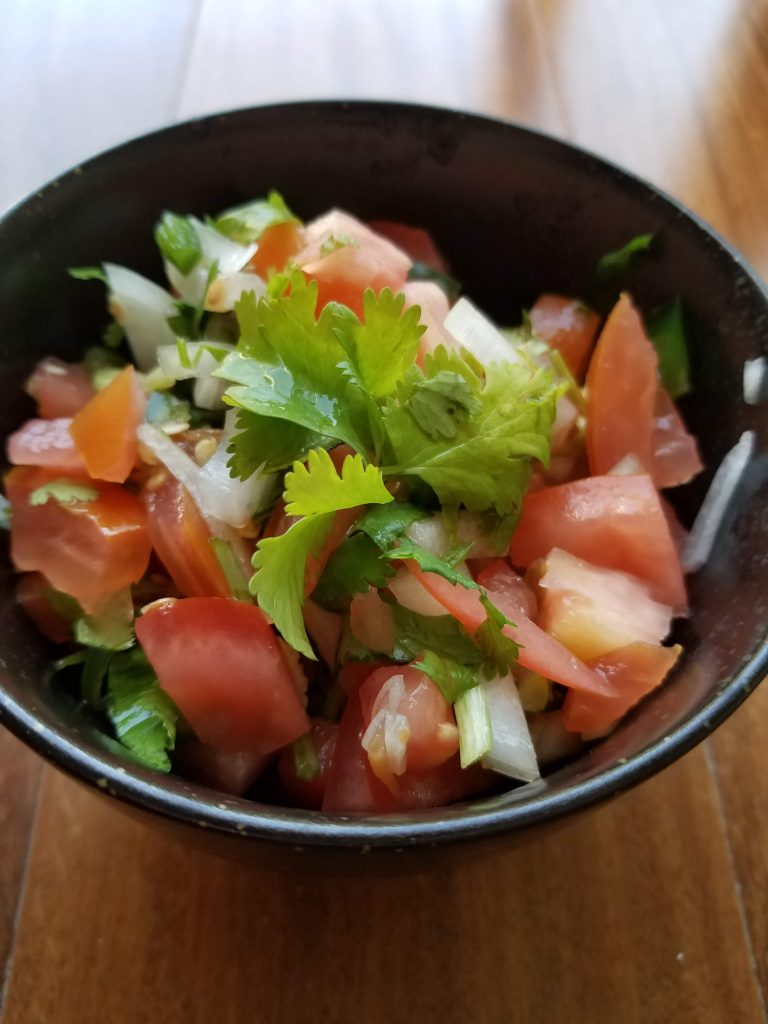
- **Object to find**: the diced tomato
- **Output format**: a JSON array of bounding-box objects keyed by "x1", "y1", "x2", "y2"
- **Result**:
[
  {"x1": 5, "y1": 466, "x2": 151, "y2": 611},
  {"x1": 537, "y1": 548, "x2": 673, "y2": 662},
  {"x1": 407, "y1": 560, "x2": 610, "y2": 696},
  {"x1": 562, "y1": 642, "x2": 682, "y2": 736},
  {"x1": 144, "y1": 475, "x2": 230, "y2": 598},
  {"x1": 368, "y1": 221, "x2": 448, "y2": 271},
  {"x1": 527, "y1": 711, "x2": 584, "y2": 766},
  {"x1": 303, "y1": 598, "x2": 343, "y2": 666},
  {"x1": 586, "y1": 293, "x2": 658, "y2": 475},
  {"x1": 508, "y1": 474, "x2": 687, "y2": 607},
  {"x1": 15, "y1": 572, "x2": 73, "y2": 644},
  {"x1": 651, "y1": 387, "x2": 703, "y2": 488},
  {"x1": 173, "y1": 740, "x2": 269, "y2": 796},
  {"x1": 529, "y1": 294, "x2": 600, "y2": 381},
  {"x1": 69, "y1": 365, "x2": 145, "y2": 483},
  {"x1": 26, "y1": 357, "x2": 94, "y2": 419},
  {"x1": 359, "y1": 665, "x2": 459, "y2": 790},
  {"x1": 249, "y1": 221, "x2": 305, "y2": 279},
  {"x1": 349, "y1": 588, "x2": 395, "y2": 654},
  {"x1": 6, "y1": 418, "x2": 87, "y2": 472},
  {"x1": 295, "y1": 210, "x2": 411, "y2": 318},
  {"x1": 277, "y1": 719, "x2": 339, "y2": 809},
  {"x1": 401, "y1": 280, "x2": 452, "y2": 361},
  {"x1": 136, "y1": 597, "x2": 309, "y2": 755},
  {"x1": 336, "y1": 660, "x2": 391, "y2": 696}
]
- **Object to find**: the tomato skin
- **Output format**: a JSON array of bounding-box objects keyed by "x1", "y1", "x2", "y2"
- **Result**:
[
  {"x1": 26, "y1": 357, "x2": 94, "y2": 419},
  {"x1": 135, "y1": 597, "x2": 309, "y2": 755},
  {"x1": 6, "y1": 417, "x2": 87, "y2": 472},
  {"x1": 562, "y1": 641, "x2": 682, "y2": 735},
  {"x1": 174, "y1": 740, "x2": 270, "y2": 796},
  {"x1": 509, "y1": 474, "x2": 687, "y2": 608},
  {"x1": 69, "y1": 365, "x2": 145, "y2": 483},
  {"x1": 5, "y1": 466, "x2": 151, "y2": 611},
  {"x1": 249, "y1": 221, "x2": 305, "y2": 279},
  {"x1": 349, "y1": 588, "x2": 395, "y2": 654},
  {"x1": 277, "y1": 720, "x2": 339, "y2": 809},
  {"x1": 15, "y1": 572, "x2": 73, "y2": 644},
  {"x1": 586, "y1": 293, "x2": 658, "y2": 475},
  {"x1": 144, "y1": 475, "x2": 231, "y2": 598},
  {"x1": 401, "y1": 280, "x2": 452, "y2": 361},
  {"x1": 651, "y1": 387, "x2": 703, "y2": 488},
  {"x1": 368, "y1": 221, "x2": 448, "y2": 271},
  {"x1": 303, "y1": 598, "x2": 343, "y2": 666},
  {"x1": 529, "y1": 294, "x2": 600, "y2": 381}
]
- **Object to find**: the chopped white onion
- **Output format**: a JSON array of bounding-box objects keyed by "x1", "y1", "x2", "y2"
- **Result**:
[
  {"x1": 361, "y1": 674, "x2": 410, "y2": 776},
  {"x1": 164, "y1": 218, "x2": 258, "y2": 305},
  {"x1": 197, "y1": 410, "x2": 276, "y2": 528},
  {"x1": 388, "y1": 568, "x2": 447, "y2": 616},
  {"x1": 443, "y1": 297, "x2": 525, "y2": 367},
  {"x1": 193, "y1": 375, "x2": 228, "y2": 411},
  {"x1": 683, "y1": 430, "x2": 756, "y2": 572},
  {"x1": 480, "y1": 673, "x2": 540, "y2": 783},
  {"x1": 405, "y1": 511, "x2": 500, "y2": 559},
  {"x1": 608, "y1": 452, "x2": 645, "y2": 475},
  {"x1": 104, "y1": 264, "x2": 177, "y2": 371},
  {"x1": 743, "y1": 356, "x2": 767, "y2": 405},
  {"x1": 157, "y1": 342, "x2": 235, "y2": 382},
  {"x1": 204, "y1": 271, "x2": 266, "y2": 313}
]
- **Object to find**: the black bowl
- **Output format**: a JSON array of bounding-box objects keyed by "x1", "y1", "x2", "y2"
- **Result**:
[{"x1": 1, "y1": 101, "x2": 766, "y2": 868}]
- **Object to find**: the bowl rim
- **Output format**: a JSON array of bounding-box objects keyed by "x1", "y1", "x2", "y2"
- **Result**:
[{"x1": 1, "y1": 98, "x2": 766, "y2": 851}]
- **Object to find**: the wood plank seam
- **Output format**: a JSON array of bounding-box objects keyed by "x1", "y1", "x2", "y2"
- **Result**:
[{"x1": 704, "y1": 742, "x2": 768, "y2": 1021}]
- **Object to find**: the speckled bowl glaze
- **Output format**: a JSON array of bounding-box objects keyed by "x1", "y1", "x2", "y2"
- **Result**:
[{"x1": 0, "y1": 101, "x2": 766, "y2": 869}]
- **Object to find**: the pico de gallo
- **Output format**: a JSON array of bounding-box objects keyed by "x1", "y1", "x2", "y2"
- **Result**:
[{"x1": 0, "y1": 193, "x2": 704, "y2": 812}]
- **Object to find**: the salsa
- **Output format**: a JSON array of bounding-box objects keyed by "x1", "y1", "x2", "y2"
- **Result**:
[{"x1": 0, "y1": 194, "x2": 703, "y2": 811}]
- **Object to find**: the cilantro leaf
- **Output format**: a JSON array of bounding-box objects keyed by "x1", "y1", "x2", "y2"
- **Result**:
[
  {"x1": 250, "y1": 514, "x2": 335, "y2": 658},
  {"x1": 154, "y1": 212, "x2": 202, "y2": 275},
  {"x1": 595, "y1": 233, "x2": 653, "y2": 283},
  {"x1": 226, "y1": 409, "x2": 329, "y2": 479},
  {"x1": 74, "y1": 588, "x2": 135, "y2": 651},
  {"x1": 645, "y1": 296, "x2": 690, "y2": 398},
  {"x1": 68, "y1": 266, "x2": 107, "y2": 283},
  {"x1": 209, "y1": 537, "x2": 253, "y2": 602},
  {"x1": 106, "y1": 648, "x2": 178, "y2": 772},
  {"x1": 145, "y1": 391, "x2": 191, "y2": 429},
  {"x1": 385, "y1": 540, "x2": 477, "y2": 590},
  {"x1": 474, "y1": 594, "x2": 520, "y2": 679},
  {"x1": 81, "y1": 647, "x2": 112, "y2": 708},
  {"x1": 411, "y1": 650, "x2": 479, "y2": 703},
  {"x1": 354, "y1": 502, "x2": 428, "y2": 550},
  {"x1": 383, "y1": 358, "x2": 561, "y2": 517},
  {"x1": 292, "y1": 732, "x2": 320, "y2": 782},
  {"x1": 29, "y1": 479, "x2": 99, "y2": 507},
  {"x1": 102, "y1": 320, "x2": 125, "y2": 349},
  {"x1": 406, "y1": 370, "x2": 481, "y2": 439},
  {"x1": 312, "y1": 533, "x2": 395, "y2": 610},
  {"x1": 407, "y1": 261, "x2": 461, "y2": 301},
  {"x1": 334, "y1": 288, "x2": 425, "y2": 399},
  {"x1": 283, "y1": 448, "x2": 392, "y2": 516},
  {"x1": 390, "y1": 604, "x2": 483, "y2": 664},
  {"x1": 217, "y1": 276, "x2": 373, "y2": 453},
  {"x1": 0, "y1": 495, "x2": 11, "y2": 530},
  {"x1": 320, "y1": 232, "x2": 359, "y2": 256},
  {"x1": 213, "y1": 191, "x2": 298, "y2": 245}
]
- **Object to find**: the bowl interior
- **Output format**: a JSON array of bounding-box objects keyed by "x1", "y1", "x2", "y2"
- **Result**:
[{"x1": 0, "y1": 101, "x2": 766, "y2": 851}]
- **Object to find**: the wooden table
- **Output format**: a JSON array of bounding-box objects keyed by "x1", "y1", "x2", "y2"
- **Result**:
[{"x1": 1, "y1": 2, "x2": 767, "y2": 1021}]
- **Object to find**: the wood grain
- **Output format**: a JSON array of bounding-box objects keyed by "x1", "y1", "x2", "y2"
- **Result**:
[
  {"x1": 0, "y1": 1, "x2": 767, "y2": 1021},
  {"x1": 2, "y1": 749, "x2": 765, "y2": 1024}
]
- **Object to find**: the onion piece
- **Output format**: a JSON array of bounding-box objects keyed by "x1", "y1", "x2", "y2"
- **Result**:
[
  {"x1": 683, "y1": 430, "x2": 755, "y2": 572},
  {"x1": 157, "y1": 341, "x2": 234, "y2": 381},
  {"x1": 104, "y1": 264, "x2": 177, "y2": 371},
  {"x1": 197, "y1": 410, "x2": 276, "y2": 528},
  {"x1": 165, "y1": 218, "x2": 258, "y2": 305},
  {"x1": 193, "y1": 375, "x2": 228, "y2": 411},
  {"x1": 405, "y1": 511, "x2": 501, "y2": 559},
  {"x1": 205, "y1": 271, "x2": 266, "y2": 313},
  {"x1": 480, "y1": 673, "x2": 540, "y2": 783},
  {"x1": 608, "y1": 452, "x2": 645, "y2": 475},
  {"x1": 744, "y1": 356, "x2": 767, "y2": 405},
  {"x1": 454, "y1": 684, "x2": 492, "y2": 768},
  {"x1": 388, "y1": 568, "x2": 447, "y2": 617},
  {"x1": 443, "y1": 297, "x2": 526, "y2": 367}
]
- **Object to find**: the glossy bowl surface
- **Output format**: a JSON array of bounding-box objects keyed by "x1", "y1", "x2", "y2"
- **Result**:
[{"x1": 0, "y1": 101, "x2": 766, "y2": 865}]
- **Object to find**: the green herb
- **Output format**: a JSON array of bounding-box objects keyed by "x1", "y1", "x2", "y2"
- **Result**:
[
  {"x1": 74, "y1": 588, "x2": 135, "y2": 652},
  {"x1": 474, "y1": 594, "x2": 519, "y2": 679},
  {"x1": 0, "y1": 495, "x2": 11, "y2": 530},
  {"x1": 320, "y1": 232, "x2": 359, "y2": 256},
  {"x1": 213, "y1": 191, "x2": 298, "y2": 245},
  {"x1": 595, "y1": 233, "x2": 653, "y2": 284},
  {"x1": 312, "y1": 533, "x2": 395, "y2": 610},
  {"x1": 407, "y1": 261, "x2": 461, "y2": 301},
  {"x1": 226, "y1": 409, "x2": 330, "y2": 479},
  {"x1": 51, "y1": 651, "x2": 87, "y2": 674},
  {"x1": 250, "y1": 514, "x2": 336, "y2": 658},
  {"x1": 84, "y1": 346, "x2": 126, "y2": 391},
  {"x1": 102, "y1": 320, "x2": 125, "y2": 349},
  {"x1": 68, "y1": 266, "x2": 107, "y2": 283},
  {"x1": 209, "y1": 536, "x2": 253, "y2": 602},
  {"x1": 548, "y1": 349, "x2": 586, "y2": 414},
  {"x1": 384, "y1": 540, "x2": 476, "y2": 590},
  {"x1": 154, "y1": 212, "x2": 202, "y2": 275},
  {"x1": 455, "y1": 684, "x2": 492, "y2": 767},
  {"x1": 390, "y1": 604, "x2": 483, "y2": 665},
  {"x1": 29, "y1": 479, "x2": 99, "y2": 507},
  {"x1": 411, "y1": 650, "x2": 479, "y2": 703},
  {"x1": 353, "y1": 502, "x2": 428, "y2": 550},
  {"x1": 406, "y1": 371, "x2": 481, "y2": 439},
  {"x1": 292, "y1": 731, "x2": 320, "y2": 782},
  {"x1": 145, "y1": 390, "x2": 191, "y2": 429},
  {"x1": 283, "y1": 448, "x2": 392, "y2": 516},
  {"x1": 645, "y1": 296, "x2": 690, "y2": 398},
  {"x1": 81, "y1": 647, "x2": 112, "y2": 708},
  {"x1": 106, "y1": 648, "x2": 177, "y2": 772},
  {"x1": 44, "y1": 587, "x2": 82, "y2": 624}
]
